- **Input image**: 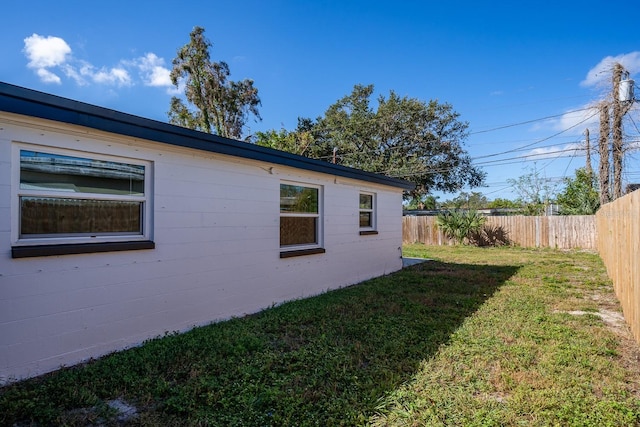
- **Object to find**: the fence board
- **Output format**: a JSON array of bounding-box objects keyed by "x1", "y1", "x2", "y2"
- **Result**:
[
  {"x1": 402, "y1": 215, "x2": 596, "y2": 249},
  {"x1": 596, "y1": 191, "x2": 640, "y2": 344}
]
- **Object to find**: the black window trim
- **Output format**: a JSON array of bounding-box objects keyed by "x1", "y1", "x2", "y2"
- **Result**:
[
  {"x1": 12, "y1": 240, "x2": 155, "y2": 258},
  {"x1": 279, "y1": 247, "x2": 326, "y2": 258}
]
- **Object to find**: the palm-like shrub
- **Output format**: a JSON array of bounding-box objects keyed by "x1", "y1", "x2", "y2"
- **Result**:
[
  {"x1": 436, "y1": 210, "x2": 487, "y2": 245},
  {"x1": 469, "y1": 224, "x2": 511, "y2": 247}
]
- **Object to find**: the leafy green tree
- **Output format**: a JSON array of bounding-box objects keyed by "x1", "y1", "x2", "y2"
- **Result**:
[
  {"x1": 487, "y1": 198, "x2": 522, "y2": 210},
  {"x1": 260, "y1": 84, "x2": 484, "y2": 199},
  {"x1": 254, "y1": 120, "x2": 314, "y2": 156},
  {"x1": 441, "y1": 191, "x2": 488, "y2": 210},
  {"x1": 168, "y1": 26, "x2": 261, "y2": 139},
  {"x1": 556, "y1": 168, "x2": 600, "y2": 215},
  {"x1": 436, "y1": 210, "x2": 487, "y2": 245},
  {"x1": 508, "y1": 166, "x2": 555, "y2": 216},
  {"x1": 405, "y1": 194, "x2": 439, "y2": 210}
]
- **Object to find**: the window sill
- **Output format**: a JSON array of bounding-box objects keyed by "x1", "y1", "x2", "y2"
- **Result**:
[
  {"x1": 359, "y1": 230, "x2": 379, "y2": 236},
  {"x1": 11, "y1": 240, "x2": 155, "y2": 259},
  {"x1": 280, "y1": 247, "x2": 326, "y2": 258}
]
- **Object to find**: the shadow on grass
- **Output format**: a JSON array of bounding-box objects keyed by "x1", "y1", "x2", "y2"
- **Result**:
[{"x1": 0, "y1": 261, "x2": 519, "y2": 426}]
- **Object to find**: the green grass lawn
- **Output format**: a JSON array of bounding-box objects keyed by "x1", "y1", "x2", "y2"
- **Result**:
[{"x1": 2, "y1": 245, "x2": 639, "y2": 426}]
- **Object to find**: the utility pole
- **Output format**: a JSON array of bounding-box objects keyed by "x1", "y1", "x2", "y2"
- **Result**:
[
  {"x1": 598, "y1": 101, "x2": 610, "y2": 205},
  {"x1": 585, "y1": 128, "x2": 592, "y2": 176},
  {"x1": 597, "y1": 62, "x2": 634, "y2": 203},
  {"x1": 612, "y1": 63, "x2": 624, "y2": 199}
]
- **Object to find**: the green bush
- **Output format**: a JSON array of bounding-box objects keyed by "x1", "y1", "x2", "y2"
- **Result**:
[{"x1": 435, "y1": 210, "x2": 486, "y2": 245}]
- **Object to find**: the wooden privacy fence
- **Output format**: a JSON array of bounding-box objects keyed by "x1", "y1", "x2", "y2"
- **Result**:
[
  {"x1": 596, "y1": 191, "x2": 640, "y2": 344},
  {"x1": 403, "y1": 215, "x2": 597, "y2": 249}
]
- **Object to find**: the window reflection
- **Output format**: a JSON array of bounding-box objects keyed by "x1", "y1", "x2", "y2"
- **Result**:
[{"x1": 20, "y1": 150, "x2": 145, "y2": 195}]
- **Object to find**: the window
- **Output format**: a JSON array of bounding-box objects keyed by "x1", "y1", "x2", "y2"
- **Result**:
[
  {"x1": 359, "y1": 192, "x2": 377, "y2": 235},
  {"x1": 280, "y1": 182, "x2": 324, "y2": 257},
  {"x1": 12, "y1": 145, "x2": 153, "y2": 256}
]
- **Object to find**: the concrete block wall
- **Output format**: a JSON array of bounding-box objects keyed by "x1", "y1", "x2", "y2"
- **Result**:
[{"x1": 0, "y1": 114, "x2": 403, "y2": 383}]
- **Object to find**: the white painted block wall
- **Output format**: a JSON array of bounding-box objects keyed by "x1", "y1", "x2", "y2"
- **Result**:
[{"x1": 0, "y1": 114, "x2": 404, "y2": 384}]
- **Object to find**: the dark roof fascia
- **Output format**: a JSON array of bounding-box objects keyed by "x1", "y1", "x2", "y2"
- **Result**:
[{"x1": 0, "y1": 82, "x2": 414, "y2": 190}]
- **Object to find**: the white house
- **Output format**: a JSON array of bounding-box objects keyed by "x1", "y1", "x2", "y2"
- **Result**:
[{"x1": 0, "y1": 82, "x2": 413, "y2": 384}]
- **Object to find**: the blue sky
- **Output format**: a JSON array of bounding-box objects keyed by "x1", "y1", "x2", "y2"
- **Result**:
[{"x1": 2, "y1": 0, "x2": 640, "y2": 201}]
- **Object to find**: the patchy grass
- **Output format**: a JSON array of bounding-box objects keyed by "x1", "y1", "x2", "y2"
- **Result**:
[
  {"x1": 373, "y1": 245, "x2": 640, "y2": 426},
  {"x1": 1, "y1": 245, "x2": 639, "y2": 426}
]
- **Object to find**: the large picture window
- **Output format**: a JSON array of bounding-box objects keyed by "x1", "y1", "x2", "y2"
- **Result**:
[
  {"x1": 280, "y1": 182, "x2": 322, "y2": 251},
  {"x1": 14, "y1": 146, "x2": 152, "y2": 249}
]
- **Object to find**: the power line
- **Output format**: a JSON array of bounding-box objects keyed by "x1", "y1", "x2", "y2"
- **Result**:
[
  {"x1": 368, "y1": 136, "x2": 607, "y2": 178},
  {"x1": 628, "y1": 113, "x2": 640, "y2": 136},
  {"x1": 471, "y1": 110, "x2": 600, "y2": 160},
  {"x1": 481, "y1": 184, "x2": 517, "y2": 196},
  {"x1": 321, "y1": 109, "x2": 600, "y2": 166},
  {"x1": 469, "y1": 107, "x2": 596, "y2": 135},
  {"x1": 290, "y1": 107, "x2": 602, "y2": 161},
  {"x1": 376, "y1": 151, "x2": 583, "y2": 178},
  {"x1": 473, "y1": 147, "x2": 585, "y2": 167}
]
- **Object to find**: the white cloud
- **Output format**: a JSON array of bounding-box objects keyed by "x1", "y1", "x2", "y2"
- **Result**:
[
  {"x1": 90, "y1": 67, "x2": 132, "y2": 86},
  {"x1": 23, "y1": 34, "x2": 72, "y2": 84},
  {"x1": 24, "y1": 34, "x2": 71, "y2": 68},
  {"x1": 553, "y1": 105, "x2": 600, "y2": 132},
  {"x1": 147, "y1": 64, "x2": 171, "y2": 87},
  {"x1": 61, "y1": 62, "x2": 87, "y2": 85},
  {"x1": 136, "y1": 53, "x2": 172, "y2": 87},
  {"x1": 529, "y1": 104, "x2": 600, "y2": 138},
  {"x1": 22, "y1": 33, "x2": 172, "y2": 93},
  {"x1": 36, "y1": 68, "x2": 62, "y2": 84},
  {"x1": 581, "y1": 51, "x2": 640, "y2": 88}
]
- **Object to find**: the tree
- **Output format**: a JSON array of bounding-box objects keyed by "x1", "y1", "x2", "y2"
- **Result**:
[
  {"x1": 556, "y1": 168, "x2": 600, "y2": 215},
  {"x1": 259, "y1": 84, "x2": 484, "y2": 198},
  {"x1": 487, "y1": 198, "x2": 522, "y2": 210},
  {"x1": 405, "y1": 194, "x2": 439, "y2": 210},
  {"x1": 508, "y1": 166, "x2": 555, "y2": 216},
  {"x1": 168, "y1": 26, "x2": 261, "y2": 139},
  {"x1": 441, "y1": 191, "x2": 487, "y2": 210},
  {"x1": 254, "y1": 119, "x2": 314, "y2": 156}
]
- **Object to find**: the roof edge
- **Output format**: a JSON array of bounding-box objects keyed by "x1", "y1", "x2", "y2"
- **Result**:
[{"x1": 0, "y1": 82, "x2": 415, "y2": 190}]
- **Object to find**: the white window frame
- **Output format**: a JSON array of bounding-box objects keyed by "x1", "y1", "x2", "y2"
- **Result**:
[
  {"x1": 359, "y1": 191, "x2": 376, "y2": 232},
  {"x1": 11, "y1": 143, "x2": 153, "y2": 247},
  {"x1": 279, "y1": 181, "x2": 323, "y2": 251}
]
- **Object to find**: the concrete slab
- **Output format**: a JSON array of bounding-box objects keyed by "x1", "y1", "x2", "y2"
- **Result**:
[{"x1": 402, "y1": 257, "x2": 430, "y2": 267}]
